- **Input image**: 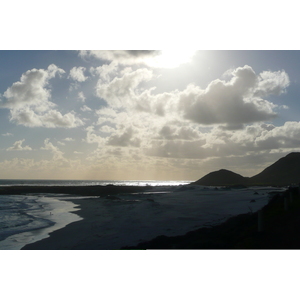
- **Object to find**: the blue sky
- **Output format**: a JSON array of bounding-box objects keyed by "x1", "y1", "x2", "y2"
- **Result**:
[{"x1": 0, "y1": 50, "x2": 300, "y2": 180}]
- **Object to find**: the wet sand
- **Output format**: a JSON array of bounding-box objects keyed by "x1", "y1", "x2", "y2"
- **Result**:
[{"x1": 22, "y1": 197, "x2": 115, "y2": 250}]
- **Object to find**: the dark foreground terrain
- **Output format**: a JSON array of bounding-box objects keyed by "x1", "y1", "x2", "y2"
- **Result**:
[{"x1": 123, "y1": 187, "x2": 300, "y2": 249}]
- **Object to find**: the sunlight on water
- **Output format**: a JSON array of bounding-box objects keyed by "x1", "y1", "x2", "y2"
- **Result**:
[{"x1": 0, "y1": 179, "x2": 192, "y2": 187}]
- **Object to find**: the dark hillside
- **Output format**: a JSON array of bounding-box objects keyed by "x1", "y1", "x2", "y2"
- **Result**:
[
  {"x1": 193, "y1": 169, "x2": 248, "y2": 186},
  {"x1": 193, "y1": 153, "x2": 300, "y2": 187},
  {"x1": 249, "y1": 152, "x2": 300, "y2": 186}
]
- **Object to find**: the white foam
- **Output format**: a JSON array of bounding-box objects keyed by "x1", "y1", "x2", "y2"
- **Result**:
[{"x1": 0, "y1": 195, "x2": 82, "y2": 250}]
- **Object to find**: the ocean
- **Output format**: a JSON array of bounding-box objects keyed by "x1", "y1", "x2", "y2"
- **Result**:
[
  {"x1": 0, "y1": 179, "x2": 191, "y2": 187},
  {"x1": 0, "y1": 179, "x2": 285, "y2": 249}
]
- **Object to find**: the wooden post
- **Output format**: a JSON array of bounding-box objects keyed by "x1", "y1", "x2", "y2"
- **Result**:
[{"x1": 258, "y1": 210, "x2": 263, "y2": 232}]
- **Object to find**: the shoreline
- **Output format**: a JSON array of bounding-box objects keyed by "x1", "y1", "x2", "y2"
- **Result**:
[{"x1": 0, "y1": 195, "x2": 82, "y2": 250}]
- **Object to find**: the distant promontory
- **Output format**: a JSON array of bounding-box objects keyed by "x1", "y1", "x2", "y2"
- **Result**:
[{"x1": 193, "y1": 152, "x2": 300, "y2": 187}]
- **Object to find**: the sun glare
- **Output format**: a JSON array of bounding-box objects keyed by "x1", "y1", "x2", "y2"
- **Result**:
[{"x1": 147, "y1": 50, "x2": 197, "y2": 68}]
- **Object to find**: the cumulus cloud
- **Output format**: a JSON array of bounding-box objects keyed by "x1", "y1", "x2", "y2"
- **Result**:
[
  {"x1": 63, "y1": 137, "x2": 75, "y2": 142},
  {"x1": 0, "y1": 65, "x2": 84, "y2": 128},
  {"x1": 254, "y1": 121, "x2": 300, "y2": 149},
  {"x1": 2, "y1": 64, "x2": 63, "y2": 110},
  {"x1": 7, "y1": 139, "x2": 32, "y2": 151},
  {"x1": 142, "y1": 120, "x2": 300, "y2": 161},
  {"x1": 80, "y1": 50, "x2": 196, "y2": 68},
  {"x1": 96, "y1": 65, "x2": 289, "y2": 129},
  {"x1": 178, "y1": 65, "x2": 288, "y2": 128},
  {"x1": 41, "y1": 138, "x2": 65, "y2": 161},
  {"x1": 96, "y1": 68, "x2": 153, "y2": 108},
  {"x1": 80, "y1": 105, "x2": 92, "y2": 112},
  {"x1": 69, "y1": 67, "x2": 88, "y2": 82},
  {"x1": 80, "y1": 50, "x2": 161, "y2": 65},
  {"x1": 2, "y1": 132, "x2": 13, "y2": 136},
  {"x1": 145, "y1": 139, "x2": 207, "y2": 159},
  {"x1": 107, "y1": 126, "x2": 141, "y2": 147},
  {"x1": 85, "y1": 126, "x2": 106, "y2": 145},
  {"x1": 78, "y1": 91, "x2": 86, "y2": 102},
  {"x1": 90, "y1": 62, "x2": 118, "y2": 81},
  {"x1": 156, "y1": 124, "x2": 200, "y2": 140},
  {"x1": 255, "y1": 70, "x2": 290, "y2": 97}
]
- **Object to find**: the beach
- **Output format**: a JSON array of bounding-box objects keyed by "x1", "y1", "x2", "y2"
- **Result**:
[{"x1": 0, "y1": 184, "x2": 290, "y2": 250}]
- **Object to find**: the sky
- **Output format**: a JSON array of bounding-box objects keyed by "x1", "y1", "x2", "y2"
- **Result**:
[{"x1": 1, "y1": 50, "x2": 300, "y2": 180}]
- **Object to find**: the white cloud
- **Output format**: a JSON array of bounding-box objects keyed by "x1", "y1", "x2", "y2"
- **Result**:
[
  {"x1": 90, "y1": 62, "x2": 118, "y2": 81},
  {"x1": 254, "y1": 70, "x2": 290, "y2": 97},
  {"x1": 2, "y1": 64, "x2": 64, "y2": 110},
  {"x1": 80, "y1": 50, "x2": 197, "y2": 69},
  {"x1": 69, "y1": 66, "x2": 88, "y2": 82},
  {"x1": 107, "y1": 126, "x2": 141, "y2": 147},
  {"x1": 78, "y1": 91, "x2": 86, "y2": 102},
  {"x1": 63, "y1": 137, "x2": 75, "y2": 142},
  {"x1": 177, "y1": 65, "x2": 286, "y2": 128},
  {"x1": 80, "y1": 105, "x2": 92, "y2": 112},
  {"x1": 80, "y1": 50, "x2": 161, "y2": 65},
  {"x1": 85, "y1": 126, "x2": 106, "y2": 146},
  {"x1": 124, "y1": 65, "x2": 289, "y2": 129},
  {"x1": 2, "y1": 132, "x2": 13, "y2": 136},
  {"x1": 96, "y1": 68, "x2": 153, "y2": 108},
  {"x1": 156, "y1": 124, "x2": 200, "y2": 140},
  {"x1": 254, "y1": 121, "x2": 300, "y2": 149},
  {"x1": 96, "y1": 65, "x2": 289, "y2": 129},
  {"x1": 7, "y1": 139, "x2": 32, "y2": 151},
  {"x1": 0, "y1": 65, "x2": 84, "y2": 128},
  {"x1": 41, "y1": 138, "x2": 65, "y2": 161}
]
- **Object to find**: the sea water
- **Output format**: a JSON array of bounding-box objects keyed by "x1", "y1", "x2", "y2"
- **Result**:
[
  {"x1": 0, "y1": 194, "x2": 82, "y2": 250},
  {"x1": 0, "y1": 179, "x2": 191, "y2": 187}
]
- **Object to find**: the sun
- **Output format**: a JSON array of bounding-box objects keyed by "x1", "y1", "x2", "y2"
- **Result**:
[{"x1": 146, "y1": 50, "x2": 197, "y2": 69}]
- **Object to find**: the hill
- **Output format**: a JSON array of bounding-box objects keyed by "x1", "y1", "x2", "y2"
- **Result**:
[
  {"x1": 249, "y1": 152, "x2": 300, "y2": 186},
  {"x1": 193, "y1": 152, "x2": 300, "y2": 186},
  {"x1": 194, "y1": 169, "x2": 248, "y2": 186}
]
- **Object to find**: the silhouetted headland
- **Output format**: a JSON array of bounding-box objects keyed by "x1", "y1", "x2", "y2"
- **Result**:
[{"x1": 193, "y1": 152, "x2": 300, "y2": 187}]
